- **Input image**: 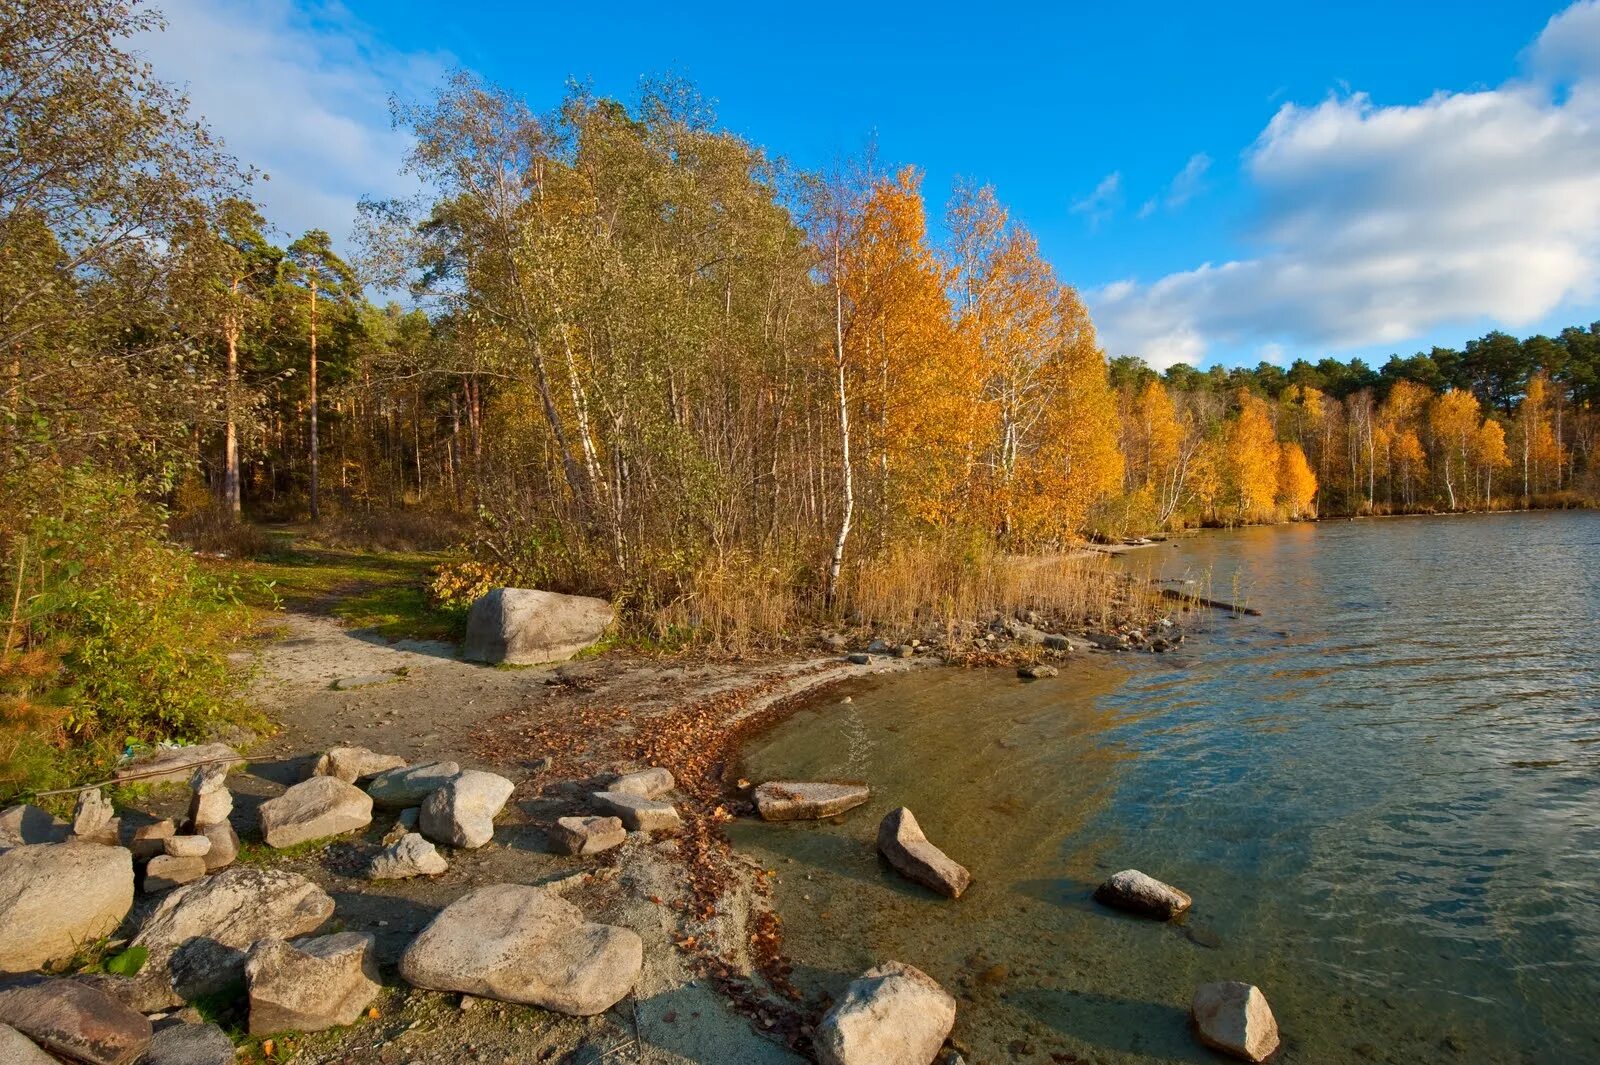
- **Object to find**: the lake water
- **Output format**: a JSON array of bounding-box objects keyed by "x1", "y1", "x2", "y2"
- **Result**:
[{"x1": 730, "y1": 511, "x2": 1600, "y2": 1064}]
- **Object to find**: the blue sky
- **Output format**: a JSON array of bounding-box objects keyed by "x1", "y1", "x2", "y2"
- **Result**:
[{"x1": 144, "y1": 0, "x2": 1600, "y2": 369}]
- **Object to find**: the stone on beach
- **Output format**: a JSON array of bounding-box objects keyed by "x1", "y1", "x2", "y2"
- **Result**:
[
  {"x1": 244, "y1": 932, "x2": 380, "y2": 1035},
  {"x1": 0, "y1": 976, "x2": 152, "y2": 1065},
  {"x1": 590, "y1": 791, "x2": 683, "y2": 833},
  {"x1": 551, "y1": 816, "x2": 626, "y2": 856},
  {"x1": 420, "y1": 769, "x2": 514, "y2": 849},
  {"x1": 131, "y1": 867, "x2": 334, "y2": 1008},
  {"x1": 112, "y1": 744, "x2": 242, "y2": 785},
  {"x1": 814, "y1": 961, "x2": 957, "y2": 1065},
  {"x1": 143, "y1": 854, "x2": 207, "y2": 893},
  {"x1": 1191, "y1": 981, "x2": 1280, "y2": 1062},
  {"x1": 138, "y1": 1022, "x2": 234, "y2": 1065},
  {"x1": 0, "y1": 843, "x2": 134, "y2": 975},
  {"x1": 258, "y1": 775, "x2": 372, "y2": 848},
  {"x1": 461, "y1": 587, "x2": 615, "y2": 666},
  {"x1": 312, "y1": 746, "x2": 407, "y2": 784},
  {"x1": 366, "y1": 832, "x2": 448, "y2": 879},
  {"x1": 0, "y1": 804, "x2": 70, "y2": 849},
  {"x1": 753, "y1": 781, "x2": 871, "y2": 822},
  {"x1": 366, "y1": 761, "x2": 461, "y2": 808},
  {"x1": 1017, "y1": 663, "x2": 1058, "y2": 679},
  {"x1": 398, "y1": 884, "x2": 642, "y2": 1016},
  {"x1": 607, "y1": 766, "x2": 674, "y2": 798},
  {"x1": 0, "y1": 1023, "x2": 56, "y2": 1065},
  {"x1": 846, "y1": 653, "x2": 872, "y2": 665},
  {"x1": 1094, "y1": 869, "x2": 1193, "y2": 919},
  {"x1": 876, "y1": 807, "x2": 971, "y2": 899}
]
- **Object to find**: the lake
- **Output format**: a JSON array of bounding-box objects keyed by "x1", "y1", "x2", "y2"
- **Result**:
[{"x1": 730, "y1": 511, "x2": 1600, "y2": 1064}]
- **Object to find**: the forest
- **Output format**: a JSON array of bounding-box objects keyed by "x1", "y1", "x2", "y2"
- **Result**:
[{"x1": 3, "y1": 1, "x2": 1598, "y2": 789}]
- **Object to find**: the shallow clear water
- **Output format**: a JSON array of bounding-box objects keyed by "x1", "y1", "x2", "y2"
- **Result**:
[{"x1": 731, "y1": 511, "x2": 1600, "y2": 1064}]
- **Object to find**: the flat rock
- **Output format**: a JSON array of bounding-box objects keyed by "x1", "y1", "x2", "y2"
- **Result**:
[
  {"x1": 245, "y1": 932, "x2": 380, "y2": 1035},
  {"x1": 0, "y1": 1022, "x2": 55, "y2": 1064},
  {"x1": 258, "y1": 776, "x2": 372, "y2": 848},
  {"x1": 331, "y1": 673, "x2": 398, "y2": 690},
  {"x1": 551, "y1": 816, "x2": 626, "y2": 856},
  {"x1": 0, "y1": 843, "x2": 134, "y2": 974},
  {"x1": 0, "y1": 976, "x2": 152, "y2": 1065},
  {"x1": 143, "y1": 855, "x2": 207, "y2": 894},
  {"x1": 127, "y1": 820, "x2": 175, "y2": 861},
  {"x1": 113, "y1": 744, "x2": 242, "y2": 786},
  {"x1": 399, "y1": 884, "x2": 641, "y2": 1016},
  {"x1": 877, "y1": 807, "x2": 971, "y2": 899},
  {"x1": 462, "y1": 587, "x2": 615, "y2": 665},
  {"x1": 590, "y1": 792, "x2": 683, "y2": 833},
  {"x1": 197, "y1": 822, "x2": 238, "y2": 873},
  {"x1": 1017, "y1": 663, "x2": 1058, "y2": 679},
  {"x1": 161, "y1": 836, "x2": 211, "y2": 859},
  {"x1": 313, "y1": 746, "x2": 407, "y2": 784},
  {"x1": 420, "y1": 769, "x2": 514, "y2": 849},
  {"x1": 365, "y1": 833, "x2": 447, "y2": 879},
  {"x1": 1192, "y1": 981, "x2": 1280, "y2": 1062},
  {"x1": 138, "y1": 1022, "x2": 233, "y2": 1065},
  {"x1": 1094, "y1": 869, "x2": 1193, "y2": 919},
  {"x1": 366, "y1": 761, "x2": 460, "y2": 808},
  {"x1": 608, "y1": 767, "x2": 674, "y2": 798},
  {"x1": 753, "y1": 781, "x2": 871, "y2": 822},
  {"x1": 815, "y1": 961, "x2": 957, "y2": 1065},
  {"x1": 131, "y1": 867, "x2": 334, "y2": 1009},
  {"x1": 0, "y1": 804, "x2": 70, "y2": 849}
]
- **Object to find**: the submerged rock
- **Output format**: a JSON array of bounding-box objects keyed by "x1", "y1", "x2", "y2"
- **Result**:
[
  {"x1": 1192, "y1": 981, "x2": 1280, "y2": 1062},
  {"x1": 366, "y1": 833, "x2": 448, "y2": 880},
  {"x1": 877, "y1": 807, "x2": 971, "y2": 899},
  {"x1": 551, "y1": 816, "x2": 627, "y2": 856},
  {"x1": 258, "y1": 776, "x2": 372, "y2": 848},
  {"x1": 0, "y1": 976, "x2": 152, "y2": 1065},
  {"x1": 366, "y1": 761, "x2": 460, "y2": 808},
  {"x1": 462, "y1": 587, "x2": 614, "y2": 665},
  {"x1": 590, "y1": 792, "x2": 683, "y2": 833},
  {"x1": 752, "y1": 781, "x2": 871, "y2": 822},
  {"x1": 398, "y1": 884, "x2": 641, "y2": 1016},
  {"x1": 1094, "y1": 869, "x2": 1193, "y2": 919},
  {"x1": 1017, "y1": 663, "x2": 1058, "y2": 679},
  {"x1": 815, "y1": 961, "x2": 956, "y2": 1065},
  {"x1": 245, "y1": 932, "x2": 380, "y2": 1035},
  {"x1": 0, "y1": 843, "x2": 134, "y2": 975},
  {"x1": 420, "y1": 769, "x2": 514, "y2": 850}
]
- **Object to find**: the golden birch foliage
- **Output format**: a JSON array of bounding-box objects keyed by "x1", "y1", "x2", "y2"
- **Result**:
[
  {"x1": 1131, "y1": 379, "x2": 1182, "y2": 489},
  {"x1": 1226, "y1": 392, "x2": 1280, "y2": 522},
  {"x1": 1277, "y1": 442, "x2": 1318, "y2": 518},
  {"x1": 1477, "y1": 418, "x2": 1511, "y2": 487},
  {"x1": 1429, "y1": 388, "x2": 1481, "y2": 509}
]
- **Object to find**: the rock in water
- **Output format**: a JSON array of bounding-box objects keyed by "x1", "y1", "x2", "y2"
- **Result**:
[
  {"x1": 113, "y1": 744, "x2": 242, "y2": 785},
  {"x1": 312, "y1": 746, "x2": 407, "y2": 784},
  {"x1": 814, "y1": 962, "x2": 956, "y2": 1065},
  {"x1": 1094, "y1": 869, "x2": 1193, "y2": 919},
  {"x1": 0, "y1": 804, "x2": 70, "y2": 849},
  {"x1": 462, "y1": 587, "x2": 614, "y2": 665},
  {"x1": 551, "y1": 816, "x2": 626, "y2": 856},
  {"x1": 876, "y1": 808, "x2": 971, "y2": 899},
  {"x1": 753, "y1": 781, "x2": 871, "y2": 822},
  {"x1": 366, "y1": 833, "x2": 447, "y2": 879},
  {"x1": 590, "y1": 792, "x2": 683, "y2": 832},
  {"x1": 399, "y1": 884, "x2": 642, "y2": 1015},
  {"x1": 143, "y1": 855, "x2": 207, "y2": 893},
  {"x1": 0, "y1": 843, "x2": 134, "y2": 975},
  {"x1": 138, "y1": 1022, "x2": 234, "y2": 1065},
  {"x1": 244, "y1": 932, "x2": 380, "y2": 1035},
  {"x1": 258, "y1": 776, "x2": 372, "y2": 848},
  {"x1": 1191, "y1": 981, "x2": 1280, "y2": 1063},
  {"x1": 0, "y1": 976, "x2": 152, "y2": 1065},
  {"x1": 366, "y1": 761, "x2": 460, "y2": 808},
  {"x1": 131, "y1": 867, "x2": 334, "y2": 1009},
  {"x1": 1017, "y1": 663, "x2": 1058, "y2": 679},
  {"x1": 0, "y1": 1022, "x2": 56, "y2": 1065},
  {"x1": 608, "y1": 767, "x2": 674, "y2": 798},
  {"x1": 420, "y1": 770, "x2": 514, "y2": 849}
]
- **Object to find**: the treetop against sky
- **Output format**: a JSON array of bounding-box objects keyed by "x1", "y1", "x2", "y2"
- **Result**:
[{"x1": 141, "y1": 0, "x2": 1600, "y2": 370}]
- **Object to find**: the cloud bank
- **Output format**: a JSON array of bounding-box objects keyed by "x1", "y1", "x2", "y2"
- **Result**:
[{"x1": 1092, "y1": 0, "x2": 1600, "y2": 369}]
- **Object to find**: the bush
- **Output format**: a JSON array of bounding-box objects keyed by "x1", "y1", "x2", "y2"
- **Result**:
[{"x1": 315, "y1": 507, "x2": 466, "y2": 553}]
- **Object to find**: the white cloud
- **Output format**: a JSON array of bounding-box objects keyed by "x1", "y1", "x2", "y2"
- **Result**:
[
  {"x1": 1091, "y1": 0, "x2": 1600, "y2": 369},
  {"x1": 137, "y1": 0, "x2": 450, "y2": 252},
  {"x1": 1071, "y1": 171, "x2": 1123, "y2": 228},
  {"x1": 1164, "y1": 152, "x2": 1211, "y2": 208}
]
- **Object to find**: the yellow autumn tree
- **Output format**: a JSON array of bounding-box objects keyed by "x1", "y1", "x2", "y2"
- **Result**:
[
  {"x1": 1429, "y1": 388, "x2": 1481, "y2": 511},
  {"x1": 1225, "y1": 391, "x2": 1279, "y2": 523},
  {"x1": 1277, "y1": 442, "x2": 1318, "y2": 518},
  {"x1": 1475, "y1": 418, "x2": 1511, "y2": 507},
  {"x1": 1514, "y1": 371, "x2": 1566, "y2": 500}
]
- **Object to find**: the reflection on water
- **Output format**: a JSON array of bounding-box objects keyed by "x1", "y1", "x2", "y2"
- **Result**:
[{"x1": 732, "y1": 511, "x2": 1600, "y2": 1064}]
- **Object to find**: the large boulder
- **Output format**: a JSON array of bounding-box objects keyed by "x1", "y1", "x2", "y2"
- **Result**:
[
  {"x1": 462, "y1": 588, "x2": 614, "y2": 666},
  {"x1": 366, "y1": 761, "x2": 460, "y2": 809},
  {"x1": 419, "y1": 769, "x2": 514, "y2": 849},
  {"x1": 130, "y1": 867, "x2": 334, "y2": 1009},
  {"x1": 815, "y1": 962, "x2": 956, "y2": 1065},
  {"x1": 137, "y1": 1022, "x2": 234, "y2": 1065},
  {"x1": 244, "y1": 932, "x2": 380, "y2": 1035},
  {"x1": 1191, "y1": 981, "x2": 1280, "y2": 1063},
  {"x1": 399, "y1": 884, "x2": 641, "y2": 1016},
  {"x1": 590, "y1": 792, "x2": 683, "y2": 833},
  {"x1": 257, "y1": 776, "x2": 372, "y2": 849},
  {"x1": 312, "y1": 746, "x2": 407, "y2": 784},
  {"x1": 0, "y1": 1022, "x2": 56, "y2": 1065},
  {"x1": 876, "y1": 808, "x2": 971, "y2": 899},
  {"x1": 753, "y1": 781, "x2": 870, "y2": 822},
  {"x1": 0, "y1": 804, "x2": 70, "y2": 849},
  {"x1": 0, "y1": 843, "x2": 134, "y2": 974},
  {"x1": 551, "y1": 816, "x2": 626, "y2": 856},
  {"x1": 112, "y1": 744, "x2": 242, "y2": 786},
  {"x1": 0, "y1": 976, "x2": 152, "y2": 1065},
  {"x1": 1094, "y1": 869, "x2": 1193, "y2": 920},
  {"x1": 365, "y1": 833, "x2": 447, "y2": 880}
]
